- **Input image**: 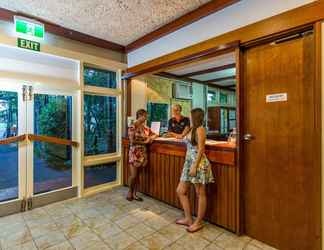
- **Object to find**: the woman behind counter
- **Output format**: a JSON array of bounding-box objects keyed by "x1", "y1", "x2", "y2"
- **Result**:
[
  {"x1": 176, "y1": 108, "x2": 214, "y2": 233},
  {"x1": 127, "y1": 109, "x2": 158, "y2": 201}
]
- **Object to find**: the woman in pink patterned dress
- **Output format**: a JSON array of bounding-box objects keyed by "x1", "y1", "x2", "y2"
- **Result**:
[{"x1": 127, "y1": 109, "x2": 158, "y2": 201}]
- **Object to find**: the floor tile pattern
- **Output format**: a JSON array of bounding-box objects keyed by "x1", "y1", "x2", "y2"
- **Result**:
[{"x1": 0, "y1": 187, "x2": 278, "y2": 250}]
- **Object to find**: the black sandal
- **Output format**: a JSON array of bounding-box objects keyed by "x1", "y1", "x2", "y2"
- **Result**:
[
  {"x1": 133, "y1": 195, "x2": 143, "y2": 202},
  {"x1": 126, "y1": 196, "x2": 134, "y2": 201}
]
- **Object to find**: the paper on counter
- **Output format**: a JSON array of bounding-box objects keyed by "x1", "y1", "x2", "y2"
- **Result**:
[{"x1": 150, "y1": 121, "x2": 161, "y2": 135}]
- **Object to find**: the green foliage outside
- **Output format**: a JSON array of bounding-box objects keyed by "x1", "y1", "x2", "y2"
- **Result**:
[
  {"x1": 84, "y1": 95, "x2": 116, "y2": 156},
  {"x1": 84, "y1": 66, "x2": 116, "y2": 88},
  {"x1": 147, "y1": 103, "x2": 169, "y2": 133},
  {"x1": 0, "y1": 91, "x2": 18, "y2": 139},
  {"x1": 34, "y1": 95, "x2": 71, "y2": 170}
]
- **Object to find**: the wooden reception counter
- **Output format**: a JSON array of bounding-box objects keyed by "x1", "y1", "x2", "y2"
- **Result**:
[{"x1": 122, "y1": 138, "x2": 240, "y2": 233}]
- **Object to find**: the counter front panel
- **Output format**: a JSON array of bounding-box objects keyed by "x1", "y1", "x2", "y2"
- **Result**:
[{"x1": 122, "y1": 138, "x2": 239, "y2": 233}]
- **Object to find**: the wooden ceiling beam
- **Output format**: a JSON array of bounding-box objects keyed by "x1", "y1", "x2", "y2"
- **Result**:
[
  {"x1": 180, "y1": 63, "x2": 236, "y2": 77},
  {"x1": 0, "y1": 7, "x2": 125, "y2": 53},
  {"x1": 125, "y1": 0, "x2": 240, "y2": 53}
]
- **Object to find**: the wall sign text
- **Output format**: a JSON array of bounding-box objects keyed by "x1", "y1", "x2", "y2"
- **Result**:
[{"x1": 266, "y1": 93, "x2": 288, "y2": 103}]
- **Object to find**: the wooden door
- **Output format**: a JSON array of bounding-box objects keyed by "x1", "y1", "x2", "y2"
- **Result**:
[{"x1": 242, "y1": 31, "x2": 321, "y2": 250}]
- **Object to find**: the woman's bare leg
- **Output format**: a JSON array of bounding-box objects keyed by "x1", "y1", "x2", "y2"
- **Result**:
[
  {"x1": 189, "y1": 184, "x2": 207, "y2": 230},
  {"x1": 176, "y1": 181, "x2": 193, "y2": 225},
  {"x1": 127, "y1": 164, "x2": 138, "y2": 200},
  {"x1": 133, "y1": 167, "x2": 141, "y2": 197},
  {"x1": 133, "y1": 157, "x2": 147, "y2": 199}
]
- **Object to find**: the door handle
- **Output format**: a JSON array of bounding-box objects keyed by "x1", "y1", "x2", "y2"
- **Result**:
[
  {"x1": 27, "y1": 134, "x2": 79, "y2": 147},
  {"x1": 243, "y1": 133, "x2": 254, "y2": 141},
  {"x1": 0, "y1": 134, "x2": 27, "y2": 145}
]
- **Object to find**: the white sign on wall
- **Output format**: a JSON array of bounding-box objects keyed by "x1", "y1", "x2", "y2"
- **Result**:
[{"x1": 266, "y1": 93, "x2": 288, "y2": 103}]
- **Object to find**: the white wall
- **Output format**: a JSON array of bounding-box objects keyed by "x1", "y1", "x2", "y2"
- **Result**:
[
  {"x1": 128, "y1": 0, "x2": 314, "y2": 67},
  {"x1": 0, "y1": 44, "x2": 79, "y2": 85},
  {"x1": 131, "y1": 77, "x2": 147, "y2": 118}
]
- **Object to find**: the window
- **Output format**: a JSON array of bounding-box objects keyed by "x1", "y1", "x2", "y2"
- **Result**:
[
  {"x1": 220, "y1": 108, "x2": 229, "y2": 134},
  {"x1": 84, "y1": 162, "x2": 117, "y2": 188},
  {"x1": 229, "y1": 109, "x2": 236, "y2": 131},
  {"x1": 220, "y1": 92, "x2": 228, "y2": 105},
  {"x1": 84, "y1": 95, "x2": 117, "y2": 156},
  {"x1": 147, "y1": 103, "x2": 169, "y2": 133},
  {"x1": 83, "y1": 64, "x2": 121, "y2": 192},
  {"x1": 207, "y1": 90, "x2": 217, "y2": 105},
  {"x1": 84, "y1": 66, "x2": 117, "y2": 88}
]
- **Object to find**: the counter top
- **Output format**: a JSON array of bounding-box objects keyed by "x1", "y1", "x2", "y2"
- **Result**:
[
  {"x1": 122, "y1": 137, "x2": 236, "y2": 152},
  {"x1": 122, "y1": 137, "x2": 236, "y2": 165}
]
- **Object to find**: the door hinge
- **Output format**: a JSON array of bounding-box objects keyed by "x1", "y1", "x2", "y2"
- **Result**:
[
  {"x1": 27, "y1": 197, "x2": 33, "y2": 210},
  {"x1": 28, "y1": 86, "x2": 33, "y2": 101},
  {"x1": 22, "y1": 85, "x2": 28, "y2": 101},
  {"x1": 21, "y1": 199, "x2": 27, "y2": 212},
  {"x1": 22, "y1": 85, "x2": 33, "y2": 101}
]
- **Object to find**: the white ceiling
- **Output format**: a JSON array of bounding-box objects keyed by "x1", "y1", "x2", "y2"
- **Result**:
[
  {"x1": 0, "y1": 0, "x2": 211, "y2": 46},
  {"x1": 165, "y1": 52, "x2": 236, "y2": 87},
  {"x1": 191, "y1": 68, "x2": 236, "y2": 81}
]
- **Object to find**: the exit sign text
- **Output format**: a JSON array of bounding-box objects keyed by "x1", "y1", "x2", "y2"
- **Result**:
[{"x1": 17, "y1": 38, "x2": 40, "y2": 52}]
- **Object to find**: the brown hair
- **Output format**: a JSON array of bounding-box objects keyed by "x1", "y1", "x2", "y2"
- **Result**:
[
  {"x1": 136, "y1": 109, "x2": 147, "y2": 119},
  {"x1": 190, "y1": 108, "x2": 205, "y2": 145}
]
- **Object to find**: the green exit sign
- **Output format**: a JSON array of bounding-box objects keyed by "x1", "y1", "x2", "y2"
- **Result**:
[
  {"x1": 17, "y1": 38, "x2": 40, "y2": 52},
  {"x1": 14, "y1": 16, "x2": 44, "y2": 40}
]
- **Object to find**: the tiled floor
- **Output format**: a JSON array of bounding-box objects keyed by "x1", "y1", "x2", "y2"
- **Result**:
[{"x1": 0, "y1": 186, "x2": 278, "y2": 250}]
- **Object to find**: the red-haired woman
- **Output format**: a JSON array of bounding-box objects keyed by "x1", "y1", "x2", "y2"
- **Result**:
[{"x1": 127, "y1": 109, "x2": 157, "y2": 201}]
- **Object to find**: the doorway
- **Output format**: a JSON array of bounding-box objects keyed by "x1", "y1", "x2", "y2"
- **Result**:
[
  {"x1": 242, "y1": 29, "x2": 321, "y2": 250},
  {"x1": 0, "y1": 81, "x2": 78, "y2": 217}
]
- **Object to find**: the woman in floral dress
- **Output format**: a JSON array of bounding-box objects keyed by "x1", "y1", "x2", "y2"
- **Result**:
[
  {"x1": 127, "y1": 109, "x2": 157, "y2": 201},
  {"x1": 176, "y1": 108, "x2": 214, "y2": 233}
]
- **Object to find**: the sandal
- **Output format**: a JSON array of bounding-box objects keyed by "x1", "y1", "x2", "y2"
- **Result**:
[
  {"x1": 133, "y1": 195, "x2": 143, "y2": 202},
  {"x1": 126, "y1": 196, "x2": 134, "y2": 202}
]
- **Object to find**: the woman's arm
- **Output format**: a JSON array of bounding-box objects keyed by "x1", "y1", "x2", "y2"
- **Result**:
[
  {"x1": 149, "y1": 130, "x2": 159, "y2": 140},
  {"x1": 129, "y1": 127, "x2": 150, "y2": 145},
  {"x1": 175, "y1": 126, "x2": 190, "y2": 139},
  {"x1": 189, "y1": 127, "x2": 206, "y2": 176}
]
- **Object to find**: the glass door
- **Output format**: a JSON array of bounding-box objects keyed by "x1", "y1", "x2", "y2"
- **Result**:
[
  {"x1": 27, "y1": 86, "x2": 78, "y2": 208},
  {"x1": 0, "y1": 83, "x2": 27, "y2": 216},
  {"x1": 0, "y1": 82, "x2": 78, "y2": 216}
]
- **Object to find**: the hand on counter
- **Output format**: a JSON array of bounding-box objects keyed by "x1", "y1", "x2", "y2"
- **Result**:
[
  {"x1": 144, "y1": 137, "x2": 152, "y2": 144},
  {"x1": 145, "y1": 134, "x2": 159, "y2": 144},
  {"x1": 154, "y1": 137, "x2": 184, "y2": 142},
  {"x1": 175, "y1": 134, "x2": 184, "y2": 139}
]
